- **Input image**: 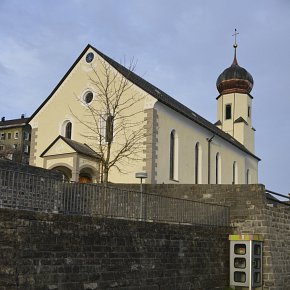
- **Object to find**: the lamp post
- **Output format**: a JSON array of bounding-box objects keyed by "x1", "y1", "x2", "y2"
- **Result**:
[{"x1": 135, "y1": 172, "x2": 148, "y2": 220}]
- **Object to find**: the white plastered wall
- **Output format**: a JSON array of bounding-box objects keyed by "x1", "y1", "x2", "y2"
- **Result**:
[
  {"x1": 29, "y1": 47, "x2": 150, "y2": 183},
  {"x1": 155, "y1": 102, "x2": 258, "y2": 184}
]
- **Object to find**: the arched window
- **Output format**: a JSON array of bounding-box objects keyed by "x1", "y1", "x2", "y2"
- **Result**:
[
  {"x1": 216, "y1": 152, "x2": 221, "y2": 184},
  {"x1": 65, "y1": 122, "x2": 72, "y2": 139},
  {"x1": 195, "y1": 142, "x2": 200, "y2": 184},
  {"x1": 246, "y1": 169, "x2": 251, "y2": 184},
  {"x1": 169, "y1": 130, "x2": 175, "y2": 180},
  {"x1": 233, "y1": 161, "x2": 238, "y2": 184}
]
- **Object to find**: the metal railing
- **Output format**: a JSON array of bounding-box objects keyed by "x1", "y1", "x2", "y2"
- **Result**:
[
  {"x1": 266, "y1": 189, "x2": 290, "y2": 206},
  {"x1": 0, "y1": 169, "x2": 229, "y2": 226}
]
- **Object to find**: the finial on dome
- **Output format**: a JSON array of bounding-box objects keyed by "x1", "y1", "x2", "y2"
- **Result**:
[{"x1": 232, "y1": 28, "x2": 239, "y2": 65}]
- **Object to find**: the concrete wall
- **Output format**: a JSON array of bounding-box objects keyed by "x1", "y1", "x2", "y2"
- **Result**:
[{"x1": 0, "y1": 208, "x2": 230, "y2": 290}]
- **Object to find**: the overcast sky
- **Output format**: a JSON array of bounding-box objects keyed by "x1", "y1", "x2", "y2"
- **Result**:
[{"x1": 0, "y1": 0, "x2": 290, "y2": 194}]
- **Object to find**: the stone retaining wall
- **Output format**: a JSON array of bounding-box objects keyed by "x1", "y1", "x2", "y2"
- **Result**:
[
  {"x1": 116, "y1": 184, "x2": 290, "y2": 290},
  {"x1": 0, "y1": 208, "x2": 230, "y2": 290}
]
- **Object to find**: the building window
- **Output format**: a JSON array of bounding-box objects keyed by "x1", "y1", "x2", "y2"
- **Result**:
[
  {"x1": 246, "y1": 169, "x2": 251, "y2": 184},
  {"x1": 233, "y1": 161, "x2": 238, "y2": 184},
  {"x1": 0, "y1": 133, "x2": 5, "y2": 140},
  {"x1": 248, "y1": 106, "x2": 251, "y2": 118},
  {"x1": 24, "y1": 145, "x2": 30, "y2": 154},
  {"x1": 216, "y1": 152, "x2": 221, "y2": 184},
  {"x1": 169, "y1": 130, "x2": 175, "y2": 180},
  {"x1": 0, "y1": 145, "x2": 4, "y2": 151},
  {"x1": 85, "y1": 52, "x2": 94, "y2": 63},
  {"x1": 83, "y1": 91, "x2": 94, "y2": 105},
  {"x1": 8, "y1": 133, "x2": 11, "y2": 139},
  {"x1": 65, "y1": 122, "x2": 72, "y2": 139},
  {"x1": 13, "y1": 144, "x2": 17, "y2": 149},
  {"x1": 105, "y1": 114, "x2": 114, "y2": 143},
  {"x1": 14, "y1": 132, "x2": 19, "y2": 139},
  {"x1": 24, "y1": 131, "x2": 30, "y2": 141},
  {"x1": 225, "y1": 104, "x2": 232, "y2": 120},
  {"x1": 195, "y1": 142, "x2": 201, "y2": 184},
  {"x1": 99, "y1": 114, "x2": 116, "y2": 144}
]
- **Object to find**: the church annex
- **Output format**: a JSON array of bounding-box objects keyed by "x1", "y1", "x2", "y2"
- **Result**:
[{"x1": 29, "y1": 43, "x2": 260, "y2": 184}]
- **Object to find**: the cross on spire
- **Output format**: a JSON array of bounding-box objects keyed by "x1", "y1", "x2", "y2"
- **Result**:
[
  {"x1": 232, "y1": 28, "x2": 239, "y2": 65},
  {"x1": 232, "y1": 28, "x2": 239, "y2": 48}
]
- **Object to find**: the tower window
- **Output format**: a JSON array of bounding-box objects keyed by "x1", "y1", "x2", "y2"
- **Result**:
[
  {"x1": 248, "y1": 106, "x2": 251, "y2": 118},
  {"x1": 225, "y1": 104, "x2": 232, "y2": 120}
]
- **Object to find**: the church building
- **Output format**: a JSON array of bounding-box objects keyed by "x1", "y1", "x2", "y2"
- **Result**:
[{"x1": 29, "y1": 43, "x2": 260, "y2": 184}]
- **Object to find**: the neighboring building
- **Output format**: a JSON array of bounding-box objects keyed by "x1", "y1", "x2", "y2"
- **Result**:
[
  {"x1": 29, "y1": 43, "x2": 260, "y2": 184},
  {"x1": 0, "y1": 115, "x2": 31, "y2": 164}
]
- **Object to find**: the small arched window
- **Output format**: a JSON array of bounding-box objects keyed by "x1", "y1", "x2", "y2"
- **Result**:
[
  {"x1": 195, "y1": 142, "x2": 200, "y2": 184},
  {"x1": 246, "y1": 169, "x2": 251, "y2": 184},
  {"x1": 169, "y1": 130, "x2": 175, "y2": 180},
  {"x1": 216, "y1": 152, "x2": 221, "y2": 184},
  {"x1": 233, "y1": 161, "x2": 238, "y2": 184},
  {"x1": 65, "y1": 122, "x2": 72, "y2": 139}
]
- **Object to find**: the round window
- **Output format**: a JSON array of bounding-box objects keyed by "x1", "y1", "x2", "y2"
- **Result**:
[
  {"x1": 84, "y1": 91, "x2": 94, "y2": 104},
  {"x1": 86, "y1": 52, "x2": 94, "y2": 63}
]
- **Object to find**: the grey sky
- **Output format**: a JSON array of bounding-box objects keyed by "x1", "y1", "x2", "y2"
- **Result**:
[{"x1": 1, "y1": 0, "x2": 290, "y2": 194}]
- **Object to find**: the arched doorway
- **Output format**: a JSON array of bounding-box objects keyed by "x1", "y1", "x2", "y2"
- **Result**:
[
  {"x1": 51, "y1": 166, "x2": 72, "y2": 181},
  {"x1": 79, "y1": 174, "x2": 92, "y2": 183},
  {"x1": 79, "y1": 167, "x2": 94, "y2": 183}
]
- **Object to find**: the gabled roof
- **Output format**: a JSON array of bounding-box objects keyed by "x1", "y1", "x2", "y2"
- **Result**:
[
  {"x1": 40, "y1": 135, "x2": 100, "y2": 159},
  {"x1": 0, "y1": 117, "x2": 30, "y2": 129},
  {"x1": 31, "y1": 44, "x2": 260, "y2": 161}
]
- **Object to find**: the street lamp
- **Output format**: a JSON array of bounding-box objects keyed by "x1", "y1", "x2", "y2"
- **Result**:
[{"x1": 135, "y1": 172, "x2": 148, "y2": 220}]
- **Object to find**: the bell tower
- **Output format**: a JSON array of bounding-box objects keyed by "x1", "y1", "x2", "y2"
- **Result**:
[{"x1": 215, "y1": 30, "x2": 255, "y2": 153}]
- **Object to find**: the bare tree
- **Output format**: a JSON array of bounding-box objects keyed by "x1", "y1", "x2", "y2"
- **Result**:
[{"x1": 72, "y1": 58, "x2": 148, "y2": 184}]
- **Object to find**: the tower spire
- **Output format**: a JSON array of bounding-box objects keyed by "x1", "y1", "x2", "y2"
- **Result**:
[{"x1": 232, "y1": 28, "x2": 239, "y2": 65}]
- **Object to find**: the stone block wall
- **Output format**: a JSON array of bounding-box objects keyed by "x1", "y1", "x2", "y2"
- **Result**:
[
  {"x1": 0, "y1": 208, "x2": 230, "y2": 290},
  {"x1": 116, "y1": 183, "x2": 290, "y2": 290}
]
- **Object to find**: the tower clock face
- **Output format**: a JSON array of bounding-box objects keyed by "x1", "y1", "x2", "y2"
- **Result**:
[{"x1": 86, "y1": 52, "x2": 94, "y2": 63}]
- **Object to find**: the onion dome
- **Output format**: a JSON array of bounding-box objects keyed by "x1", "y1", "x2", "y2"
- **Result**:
[{"x1": 216, "y1": 44, "x2": 254, "y2": 95}]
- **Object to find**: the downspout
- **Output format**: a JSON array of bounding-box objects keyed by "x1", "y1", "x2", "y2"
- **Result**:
[{"x1": 207, "y1": 135, "x2": 215, "y2": 184}]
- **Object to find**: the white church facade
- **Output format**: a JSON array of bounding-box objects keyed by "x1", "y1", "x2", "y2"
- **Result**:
[{"x1": 29, "y1": 44, "x2": 260, "y2": 184}]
